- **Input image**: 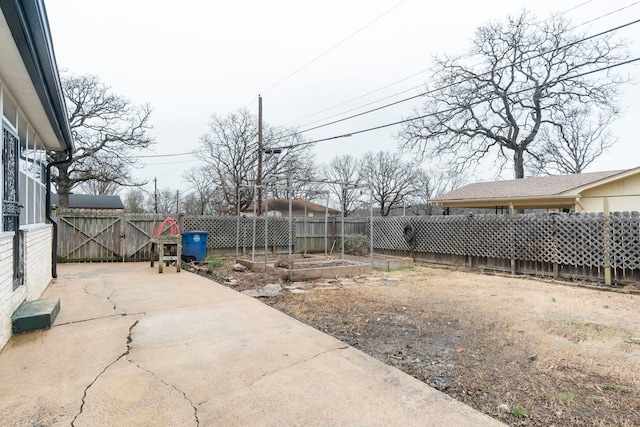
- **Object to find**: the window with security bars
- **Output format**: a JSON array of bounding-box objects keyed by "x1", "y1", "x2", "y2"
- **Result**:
[{"x1": 3, "y1": 126, "x2": 19, "y2": 232}]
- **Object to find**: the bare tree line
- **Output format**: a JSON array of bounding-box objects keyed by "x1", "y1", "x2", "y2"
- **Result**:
[{"x1": 53, "y1": 10, "x2": 630, "y2": 214}]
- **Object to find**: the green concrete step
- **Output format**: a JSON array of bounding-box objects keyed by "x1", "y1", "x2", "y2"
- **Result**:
[{"x1": 12, "y1": 297, "x2": 60, "y2": 334}]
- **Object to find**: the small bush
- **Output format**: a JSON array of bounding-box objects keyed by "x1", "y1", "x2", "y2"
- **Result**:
[
  {"x1": 344, "y1": 234, "x2": 369, "y2": 256},
  {"x1": 204, "y1": 256, "x2": 224, "y2": 273}
]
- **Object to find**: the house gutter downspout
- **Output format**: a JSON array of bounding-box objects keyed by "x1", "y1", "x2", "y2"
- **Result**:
[{"x1": 46, "y1": 150, "x2": 73, "y2": 278}]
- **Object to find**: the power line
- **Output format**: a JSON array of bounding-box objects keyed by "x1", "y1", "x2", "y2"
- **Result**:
[
  {"x1": 132, "y1": 150, "x2": 204, "y2": 159},
  {"x1": 258, "y1": 0, "x2": 407, "y2": 96},
  {"x1": 286, "y1": 0, "x2": 601, "y2": 127},
  {"x1": 284, "y1": 17, "x2": 640, "y2": 138},
  {"x1": 283, "y1": 10, "x2": 639, "y2": 136},
  {"x1": 572, "y1": 1, "x2": 640, "y2": 29},
  {"x1": 270, "y1": 57, "x2": 640, "y2": 151},
  {"x1": 286, "y1": 70, "x2": 428, "y2": 126}
]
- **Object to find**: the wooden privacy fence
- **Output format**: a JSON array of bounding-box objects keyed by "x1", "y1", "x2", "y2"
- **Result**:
[
  {"x1": 55, "y1": 209, "x2": 640, "y2": 284},
  {"x1": 55, "y1": 210, "x2": 296, "y2": 262}
]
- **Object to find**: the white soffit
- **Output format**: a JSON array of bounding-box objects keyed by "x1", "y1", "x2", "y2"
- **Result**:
[{"x1": 0, "y1": 10, "x2": 64, "y2": 151}]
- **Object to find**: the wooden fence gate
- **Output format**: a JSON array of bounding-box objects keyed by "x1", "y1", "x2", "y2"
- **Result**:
[{"x1": 56, "y1": 210, "x2": 167, "y2": 262}]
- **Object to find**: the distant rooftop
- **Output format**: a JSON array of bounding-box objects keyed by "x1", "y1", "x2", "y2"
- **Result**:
[
  {"x1": 51, "y1": 194, "x2": 124, "y2": 210},
  {"x1": 432, "y1": 170, "x2": 627, "y2": 202}
]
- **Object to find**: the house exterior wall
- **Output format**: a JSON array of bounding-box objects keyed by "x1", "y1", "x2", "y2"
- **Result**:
[
  {"x1": 0, "y1": 233, "x2": 15, "y2": 348},
  {"x1": 0, "y1": 225, "x2": 52, "y2": 349},
  {"x1": 579, "y1": 174, "x2": 640, "y2": 213},
  {"x1": 1, "y1": 78, "x2": 56, "y2": 350}
]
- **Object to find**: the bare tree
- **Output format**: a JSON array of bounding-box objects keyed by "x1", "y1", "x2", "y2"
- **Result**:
[
  {"x1": 407, "y1": 169, "x2": 466, "y2": 215},
  {"x1": 181, "y1": 166, "x2": 223, "y2": 215},
  {"x1": 322, "y1": 154, "x2": 362, "y2": 217},
  {"x1": 195, "y1": 108, "x2": 314, "y2": 214},
  {"x1": 51, "y1": 73, "x2": 155, "y2": 207},
  {"x1": 152, "y1": 187, "x2": 176, "y2": 214},
  {"x1": 360, "y1": 151, "x2": 420, "y2": 217},
  {"x1": 398, "y1": 10, "x2": 629, "y2": 179},
  {"x1": 79, "y1": 179, "x2": 120, "y2": 195},
  {"x1": 123, "y1": 188, "x2": 147, "y2": 213},
  {"x1": 531, "y1": 106, "x2": 618, "y2": 175}
]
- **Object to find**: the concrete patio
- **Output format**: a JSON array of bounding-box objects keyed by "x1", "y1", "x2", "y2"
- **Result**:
[{"x1": 0, "y1": 263, "x2": 504, "y2": 426}]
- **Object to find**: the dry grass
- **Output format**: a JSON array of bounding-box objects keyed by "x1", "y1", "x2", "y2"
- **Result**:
[{"x1": 202, "y1": 261, "x2": 640, "y2": 426}]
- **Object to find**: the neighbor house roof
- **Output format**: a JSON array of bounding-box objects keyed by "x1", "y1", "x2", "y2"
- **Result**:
[
  {"x1": 245, "y1": 199, "x2": 340, "y2": 215},
  {"x1": 51, "y1": 194, "x2": 124, "y2": 210},
  {"x1": 0, "y1": 0, "x2": 74, "y2": 152},
  {"x1": 431, "y1": 168, "x2": 637, "y2": 209}
]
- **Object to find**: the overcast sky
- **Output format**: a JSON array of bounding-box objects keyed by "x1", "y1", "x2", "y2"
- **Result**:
[{"x1": 45, "y1": 0, "x2": 640, "y2": 197}]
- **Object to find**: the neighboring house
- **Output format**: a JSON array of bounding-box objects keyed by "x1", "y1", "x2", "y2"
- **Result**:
[
  {"x1": 0, "y1": 1, "x2": 74, "y2": 349},
  {"x1": 244, "y1": 199, "x2": 340, "y2": 218},
  {"x1": 51, "y1": 194, "x2": 124, "y2": 211},
  {"x1": 431, "y1": 168, "x2": 640, "y2": 213}
]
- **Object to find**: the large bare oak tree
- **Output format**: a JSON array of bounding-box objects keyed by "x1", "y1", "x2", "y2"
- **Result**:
[
  {"x1": 50, "y1": 73, "x2": 155, "y2": 207},
  {"x1": 398, "y1": 11, "x2": 629, "y2": 179}
]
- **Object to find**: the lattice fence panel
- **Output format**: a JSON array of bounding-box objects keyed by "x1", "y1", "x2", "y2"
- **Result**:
[
  {"x1": 183, "y1": 216, "x2": 294, "y2": 249},
  {"x1": 371, "y1": 217, "x2": 410, "y2": 251},
  {"x1": 466, "y1": 214, "x2": 513, "y2": 258},
  {"x1": 513, "y1": 214, "x2": 556, "y2": 262},
  {"x1": 610, "y1": 211, "x2": 640, "y2": 269},
  {"x1": 412, "y1": 216, "x2": 467, "y2": 255},
  {"x1": 555, "y1": 213, "x2": 605, "y2": 267}
]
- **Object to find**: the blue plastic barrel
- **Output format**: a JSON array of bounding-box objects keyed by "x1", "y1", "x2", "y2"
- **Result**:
[{"x1": 182, "y1": 231, "x2": 208, "y2": 262}]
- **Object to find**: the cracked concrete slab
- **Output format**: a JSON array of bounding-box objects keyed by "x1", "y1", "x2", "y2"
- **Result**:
[
  {"x1": 0, "y1": 263, "x2": 504, "y2": 426},
  {"x1": 73, "y1": 357, "x2": 197, "y2": 427},
  {"x1": 45, "y1": 274, "x2": 125, "y2": 324},
  {"x1": 0, "y1": 314, "x2": 141, "y2": 426},
  {"x1": 200, "y1": 346, "x2": 495, "y2": 426},
  {"x1": 128, "y1": 301, "x2": 347, "y2": 399}
]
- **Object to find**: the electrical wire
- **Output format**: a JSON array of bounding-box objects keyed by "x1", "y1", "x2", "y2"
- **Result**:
[
  {"x1": 286, "y1": 0, "x2": 601, "y2": 127},
  {"x1": 284, "y1": 17, "x2": 640, "y2": 138},
  {"x1": 269, "y1": 56, "x2": 640, "y2": 151},
  {"x1": 258, "y1": 0, "x2": 407, "y2": 96},
  {"x1": 571, "y1": 1, "x2": 640, "y2": 29},
  {"x1": 283, "y1": 8, "x2": 640, "y2": 135}
]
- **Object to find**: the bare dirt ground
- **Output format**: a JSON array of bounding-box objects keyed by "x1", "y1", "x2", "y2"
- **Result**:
[{"x1": 190, "y1": 259, "x2": 640, "y2": 426}]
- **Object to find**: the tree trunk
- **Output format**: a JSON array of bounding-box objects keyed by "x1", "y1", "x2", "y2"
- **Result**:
[
  {"x1": 55, "y1": 163, "x2": 72, "y2": 208},
  {"x1": 513, "y1": 148, "x2": 525, "y2": 179}
]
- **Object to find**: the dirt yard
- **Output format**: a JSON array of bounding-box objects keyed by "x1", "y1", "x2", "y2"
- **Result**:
[{"x1": 191, "y1": 259, "x2": 640, "y2": 426}]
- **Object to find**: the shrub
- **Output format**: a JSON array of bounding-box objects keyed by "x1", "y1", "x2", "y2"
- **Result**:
[
  {"x1": 204, "y1": 256, "x2": 224, "y2": 273},
  {"x1": 344, "y1": 234, "x2": 369, "y2": 256}
]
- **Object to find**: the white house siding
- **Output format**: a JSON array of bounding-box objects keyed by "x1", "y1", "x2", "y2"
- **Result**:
[
  {"x1": 23, "y1": 225, "x2": 52, "y2": 301},
  {"x1": 0, "y1": 233, "x2": 21, "y2": 349},
  {"x1": 0, "y1": 225, "x2": 52, "y2": 350}
]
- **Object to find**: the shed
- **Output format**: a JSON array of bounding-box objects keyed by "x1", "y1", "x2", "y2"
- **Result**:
[{"x1": 431, "y1": 167, "x2": 640, "y2": 213}]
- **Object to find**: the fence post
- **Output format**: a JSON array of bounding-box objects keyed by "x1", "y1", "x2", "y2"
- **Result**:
[
  {"x1": 552, "y1": 214, "x2": 559, "y2": 279},
  {"x1": 603, "y1": 198, "x2": 612, "y2": 286},
  {"x1": 510, "y1": 205, "x2": 516, "y2": 275},
  {"x1": 120, "y1": 213, "x2": 126, "y2": 262},
  {"x1": 466, "y1": 212, "x2": 473, "y2": 268}
]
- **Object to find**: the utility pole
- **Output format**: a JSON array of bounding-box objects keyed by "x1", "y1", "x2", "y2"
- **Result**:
[
  {"x1": 176, "y1": 190, "x2": 179, "y2": 214},
  {"x1": 154, "y1": 177, "x2": 158, "y2": 214},
  {"x1": 256, "y1": 95, "x2": 263, "y2": 217}
]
